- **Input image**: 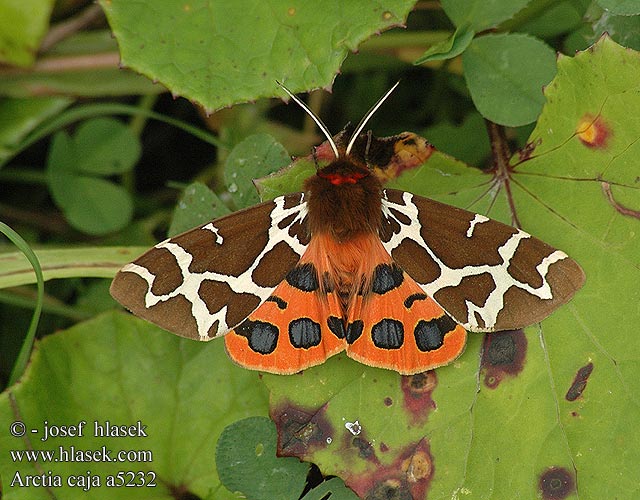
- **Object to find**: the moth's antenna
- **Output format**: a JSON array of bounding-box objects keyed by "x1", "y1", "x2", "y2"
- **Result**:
[
  {"x1": 346, "y1": 81, "x2": 400, "y2": 156},
  {"x1": 276, "y1": 81, "x2": 339, "y2": 159}
]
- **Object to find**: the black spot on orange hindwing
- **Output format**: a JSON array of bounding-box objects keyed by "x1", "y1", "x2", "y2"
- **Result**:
[
  {"x1": 372, "y1": 319, "x2": 404, "y2": 349},
  {"x1": 286, "y1": 263, "x2": 319, "y2": 292},
  {"x1": 404, "y1": 293, "x2": 428, "y2": 308},
  {"x1": 346, "y1": 320, "x2": 364, "y2": 344},
  {"x1": 235, "y1": 320, "x2": 279, "y2": 354},
  {"x1": 414, "y1": 315, "x2": 457, "y2": 352},
  {"x1": 266, "y1": 296, "x2": 287, "y2": 309},
  {"x1": 289, "y1": 318, "x2": 322, "y2": 348},
  {"x1": 371, "y1": 263, "x2": 404, "y2": 294},
  {"x1": 327, "y1": 316, "x2": 346, "y2": 339}
]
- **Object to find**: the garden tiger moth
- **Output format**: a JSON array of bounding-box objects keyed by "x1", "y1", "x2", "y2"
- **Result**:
[{"x1": 110, "y1": 83, "x2": 585, "y2": 375}]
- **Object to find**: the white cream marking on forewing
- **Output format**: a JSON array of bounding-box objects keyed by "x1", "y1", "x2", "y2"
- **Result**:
[
  {"x1": 381, "y1": 191, "x2": 568, "y2": 331},
  {"x1": 202, "y1": 222, "x2": 224, "y2": 244},
  {"x1": 466, "y1": 213, "x2": 489, "y2": 237},
  {"x1": 122, "y1": 195, "x2": 309, "y2": 339}
]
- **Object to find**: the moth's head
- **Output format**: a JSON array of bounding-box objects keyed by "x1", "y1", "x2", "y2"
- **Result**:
[{"x1": 276, "y1": 80, "x2": 400, "y2": 172}]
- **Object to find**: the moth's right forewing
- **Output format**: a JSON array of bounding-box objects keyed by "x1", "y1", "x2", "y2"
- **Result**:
[{"x1": 110, "y1": 193, "x2": 309, "y2": 340}]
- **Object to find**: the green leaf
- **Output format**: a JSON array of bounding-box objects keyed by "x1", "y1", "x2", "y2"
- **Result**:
[
  {"x1": 0, "y1": 0, "x2": 54, "y2": 66},
  {"x1": 441, "y1": 0, "x2": 530, "y2": 31},
  {"x1": 216, "y1": 417, "x2": 310, "y2": 500},
  {"x1": 255, "y1": 156, "x2": 317, "y2": 201},
  {"x1": 74, "y1": 118, "x2": 141, "y2": 175},
  {"x1": 579, "y1": 7, "x2": 640, "y2": 51},
  {"x1": 462, "y1": 33, "x2": 557, "y2": 126},
  {"x1": 0, "y1": 312, "x2": 269, "y2": 499},
  {"x1": 98, "y1": 0, "x2": 416, "y2": 111},
  {"x1": 262, "y1": 37, "x2": 639, "y2": 500},
  {"x1": 46, "y1": 121, "x2": 137, "y2": 235},
  {"x1": 224, "y1": 134, "x2": 291, "y2": 208},
  {"x1": 168, "y1": 182, "x2": 231, "y2": 237},
  {"x1": 505, "y1": 0, "x2": 588, "y2": 38},
  {"x1": 55, "y1": 176, "x2": 134, "y2": 236},
  {"x1": 0, "y1": 97, "x2": 71, "y2": 164},
  {"x1": 414, "y1": 24, "x2": 474, "y2": 64},
  {"x1": 596, "y1": 0, "x2": 640, "y2": 15},
  {"x1": 302, "y1": 477, "x2": 359, "y2": 500},
  {"x1": 422, "y1": 112, "x2": 490, "y2": 167}
]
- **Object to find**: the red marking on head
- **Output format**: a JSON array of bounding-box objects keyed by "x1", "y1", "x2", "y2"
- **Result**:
[
  {"x1": 577, "y1": 114, "x2": 610, "y2": 148},
  {"x1": 318, "y1": 170, "x2": 368, "y2": 185}
]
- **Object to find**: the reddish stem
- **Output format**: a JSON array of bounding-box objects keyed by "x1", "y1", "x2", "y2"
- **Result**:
[{"x1": 486, "y1": 120, "x2": 521, "y2": 228}]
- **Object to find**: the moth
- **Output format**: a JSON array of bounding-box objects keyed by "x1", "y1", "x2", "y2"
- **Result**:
[{"x1": 110, "y1": 83, "x2": 585, "y2": 375}]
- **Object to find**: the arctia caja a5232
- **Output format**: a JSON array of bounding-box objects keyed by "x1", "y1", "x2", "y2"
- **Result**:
[{"x1": 110, "y1": 83, "x2": 585, "y2": 375}]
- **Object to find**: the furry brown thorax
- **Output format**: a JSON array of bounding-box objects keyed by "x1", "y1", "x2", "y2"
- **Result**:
[{"x1": 304, "y1": 155, "x2": 383, "y2": 242}]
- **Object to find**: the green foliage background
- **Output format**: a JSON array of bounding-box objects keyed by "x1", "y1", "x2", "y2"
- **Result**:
[{"x1": 0, "y1": 1, "x2": 639, "y2": 499}]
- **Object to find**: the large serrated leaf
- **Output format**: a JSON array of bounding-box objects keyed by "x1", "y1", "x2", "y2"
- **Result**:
[
  {"x1": 263, "y1": 37, "x2": 640, "y2": 499},
  {"x1": 99, "y1": 0, "x2": 416, "y2": 111},
  {"x1": 0, "y1": 312, "x2": 269, "y2": 499}
]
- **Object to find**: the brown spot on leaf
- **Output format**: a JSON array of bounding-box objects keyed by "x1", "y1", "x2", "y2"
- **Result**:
[
  {"x1": 346, "y1": 439, "x2": 434, "y2": 500},
  {"x1": 565, "y1": 362, "x2": 594, "y2": 401},
  {"x1": 384, "y1": 397, "x2": 393, "y2": 406},
  {"x1": 481, "y1": 330, "x2": 527, "y2": 389},
  {"x1": 167, "y1": 484, "x2": 201, "y2": 500},
  {"x1": 352, "y1": 436, "x2": 378, "y2": 462},
  {"x1": 270, "y1": 402, "x2": 332, "y2": 459},
  {"x1": 539, "y1": 466, "x2": 575, "y2": 499},
  {"x1": 401, "y1": 371, "x2": 437, "y2": 423},
  {"x1": 577, "y1": 114, "x2": 610, "y2": 148}
]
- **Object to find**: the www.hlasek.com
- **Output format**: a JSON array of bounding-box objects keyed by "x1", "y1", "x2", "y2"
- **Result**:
[{"x1": 8, "y1": 419, "x2": 157, "y2": 492}]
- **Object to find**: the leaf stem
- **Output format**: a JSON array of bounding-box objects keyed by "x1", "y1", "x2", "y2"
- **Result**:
[
  {"x1": 486, "y1": 120, "x2": 521, "y2": 228},
  {"x1": 39, "y1": 4, "x2": 106, "y2": 53},
  {"x1": 0, "y1": 167, "x2": 48, "y2": 185},
  {"x1": 358, "y1": 31, "x2": 451, "y2": 51}
]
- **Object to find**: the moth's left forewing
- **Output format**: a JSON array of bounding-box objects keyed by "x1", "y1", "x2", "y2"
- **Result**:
[
  {"x1": 110, "y1": 194, "x2": 309, "y2": 340},
  {"x1": 380, "y1": 189, "x2": 585, "y2": 332}
]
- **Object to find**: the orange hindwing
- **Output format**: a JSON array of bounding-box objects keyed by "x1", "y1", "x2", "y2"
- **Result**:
[
  {"x1": 224, "y1": 263, "x2": 347, "y2": 374},
  {"x1": 346, "y1": 261, "x2": 467, "y2": 375}
]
